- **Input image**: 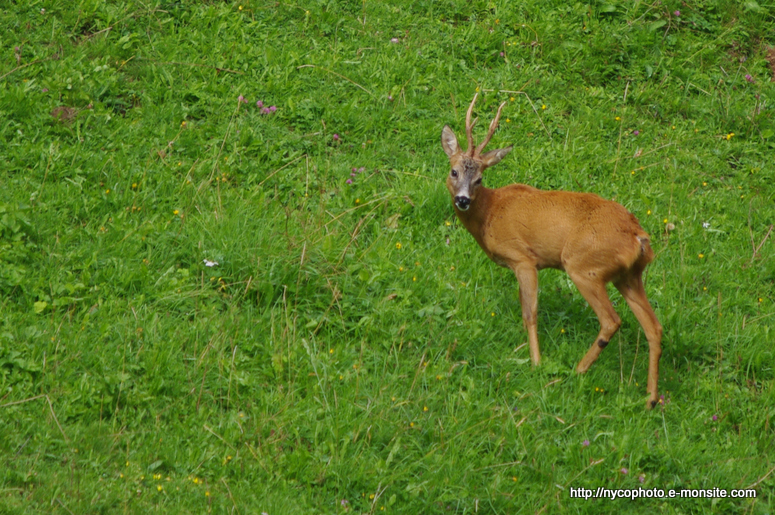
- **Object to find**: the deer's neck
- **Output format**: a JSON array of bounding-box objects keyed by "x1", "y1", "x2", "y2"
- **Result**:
[{"x1": 454, "y1": 187, "x2": 493, "y2": 251}]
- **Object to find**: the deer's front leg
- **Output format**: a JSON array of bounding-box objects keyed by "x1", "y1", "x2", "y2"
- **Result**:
[{"x1": 513, "y1": 265, "x2": 540, "y2": 365}]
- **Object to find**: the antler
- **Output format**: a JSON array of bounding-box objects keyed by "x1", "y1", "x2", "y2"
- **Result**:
[
  {"x1": 475, "y1": 101, "x2": 506, "y2": 156},
  {"x1": 464, "y1": 93, "x2": 478, "y2": 155},
  {"x1": 464, "y1": 93, "x2": 506, "y2": 157}
]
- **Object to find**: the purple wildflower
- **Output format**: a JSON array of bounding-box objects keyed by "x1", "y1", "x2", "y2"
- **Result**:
[
  {"x1": 352, "y1": 167, "x2": 357, "y2": 172},
  {"x1": 639, "y1": 475, "x2": 645, "y2": 483},
  {"x1": 446, "y1": 238, "x2": 450, "y2": 245},
  {"x1": 745, "y1": 74, "x2": 754, "y2": 83},
  {"x1": 341, "y1": 500, "x2": 349, "y2": 506},
  {"x1": 350, "y1": 172, "x2": 356, "y2": 177},
  {"x1": 633, "y1": 130, "x2": 640, "y2": 136},
  {"x1": 260, "y1": 107, "x2": 270, "y2": 114},
  {"x1": 582, "y1": 439, "x2": 590, "y2": 447},
  {"x1": 15, "y1": 46, "x2": 20, "y2": 52},
  {"x1": 269, "y1": 105, "x2": 277, "y2": 112},
  {"x1": 388, "y1": 95, "x2": 393, "y2": 101},
  {"x1": 257, "y1": 100, "x2": 263, "y2": 108},
  {"x1": 712, "y1": 414, "x2": 718, "y2": 421},
  {"x1": 333, "y1": 134, "x2": 340, "y2": 141},
  {"x1": 42, "y1": 88, "x2": 48, "y2": 93},
  {"x1": 346, "y1": 179, "x2": 352, "y2": 184},
  {"x1": 390, "y1": 38, "x2": 399, "y2": 43},
  {"x1": 500, "y1": 52, "x2": 505, "y2": 57},
  {"x1": 621, "y1": 468, "x2": 628, "y2": 475},
  {"x1": 359, "y1": 167, "x2": 365, "y2": 172},
  {"x1": 238, "y1": 95, "x2": 247, "y2": 104},
  {"x1": 673, "y1": 10, "x2": 680, "y2": 16}
]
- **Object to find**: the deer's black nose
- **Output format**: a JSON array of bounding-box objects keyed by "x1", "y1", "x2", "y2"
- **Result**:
[{"x1": 455, "y1": 196, "x2": 471, "y2": 210}]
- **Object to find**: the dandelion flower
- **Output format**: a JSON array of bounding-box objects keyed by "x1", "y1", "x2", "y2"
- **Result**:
[
  {"x1": 698, "y1": 253, "x2": 704, "y2": 259},
  {"x1": 541, "y1": 104, "x2": 546, "y2": 110},
  {"x1": 396, "y1": 242, "x2": 402, "y2": 249},
  {"x1": 615, "y1": 116, "x2": 621, "y2": 121},
  {"x1": 173, "y1": 210, "x2": 179, "y2": 215}
]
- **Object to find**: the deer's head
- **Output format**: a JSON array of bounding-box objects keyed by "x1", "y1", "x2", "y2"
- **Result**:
[{"x1": 441, "y1": 93, "x2": 512, "y2": 211}]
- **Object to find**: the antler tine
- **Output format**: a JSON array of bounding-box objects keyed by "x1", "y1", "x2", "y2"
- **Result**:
[
  {"x1": 475, "y1": 101, "x2": 507, "y2": 156},
  {"x1": 465, "y1": 93, "x2": 479, "y2": 155}
]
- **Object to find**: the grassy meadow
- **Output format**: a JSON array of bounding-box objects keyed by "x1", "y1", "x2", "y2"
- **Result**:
[{"x1": 2, "y1": 0, "x2": 775, "y2": 513}]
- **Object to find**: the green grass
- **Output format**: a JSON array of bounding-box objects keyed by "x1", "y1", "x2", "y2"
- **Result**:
[{"x1": 1, "y1": 0, "x2": 774, "y2": 513}]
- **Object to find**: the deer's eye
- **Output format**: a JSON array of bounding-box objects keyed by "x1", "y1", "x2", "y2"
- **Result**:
[
  {"x1": 450, "y1": 170, "x2": 458, "y2": 178},
  {"x1": 475, "y1": 178, "x2": 482, "y2": 185}
]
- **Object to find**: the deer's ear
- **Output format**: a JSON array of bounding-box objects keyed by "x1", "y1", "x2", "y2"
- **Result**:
[
  {"x1": 480, "y1": 146, "x2": 512, "y2": 168},
  {"x1": 441, "y1": 125, "x2": 459, "y2": 158}
]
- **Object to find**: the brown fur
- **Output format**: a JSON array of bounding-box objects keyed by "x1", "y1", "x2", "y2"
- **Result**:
[{"x1": 442, "y1": 95, "x2": 663, "y2": 409}]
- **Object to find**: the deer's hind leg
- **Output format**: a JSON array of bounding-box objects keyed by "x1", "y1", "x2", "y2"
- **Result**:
[
  {"x1": 566, "y1": 271, "x2": 622, "y2": 374},
  {"x1": 614, "y1": 274, "x2": 662, "y2": 409}
]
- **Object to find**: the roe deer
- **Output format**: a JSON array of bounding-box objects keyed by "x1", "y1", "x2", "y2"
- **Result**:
[{"x1": 441, "y1": 93, "x2": 663, "y2": 409}]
